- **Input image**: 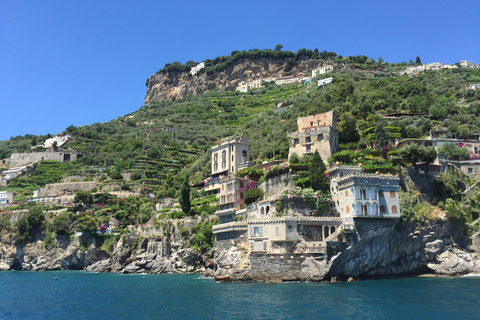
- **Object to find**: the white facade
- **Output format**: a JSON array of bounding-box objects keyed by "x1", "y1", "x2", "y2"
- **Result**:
[
  {"x1": 211, "y1": 136, "x2": 249, "y2": 176},
  {"x1": 317, "y1": 77, "x2": 333, "y2": 86},
  {"x1": 190, "y1": 62, "x2": 205, "y2": 76},
  {"x1": 312, "y1": 65, "x2": 333, "y2": 78},
  {"x1": 44, "y1": 135, "x2": 70, "y2": 148},
  {"x1": 0, "y1": 191, "x2": 13, "y2": 206},
  {"x1": 328, "y1": 166, "x2": 401, "y2": 227}
]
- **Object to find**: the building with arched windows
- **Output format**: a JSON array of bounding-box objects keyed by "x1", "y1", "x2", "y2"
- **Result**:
[{"x1": 328, "y1": 165, "x2": 401, "y2": 228}]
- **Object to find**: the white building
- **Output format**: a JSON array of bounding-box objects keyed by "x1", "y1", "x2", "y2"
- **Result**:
[
  {"x1": 312, "y1": 65, "x2": 333, "y2": 78},
  {"x1": 328, "y1": 166, "x2": 401, "y2": 228},
  {"x1": 0, "y1": 191, "x2": 13, "y2": 207},
  {"x1": 44, "y1": 135, "x2": 70, "y2": 148},
  {"x1": 317, "y1": 77, "x2": 333, "y2": 87},
  {"x1": 190, "y1": 62, "x2": 205, "y2": 76},
  {"x1": 211, "y1": 136, "x2": 249, "y2": 177}
]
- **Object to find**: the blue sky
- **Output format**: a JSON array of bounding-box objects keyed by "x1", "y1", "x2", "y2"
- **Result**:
[{"x1": 1, "y1": 0, "x2": 479, "y2": 140}]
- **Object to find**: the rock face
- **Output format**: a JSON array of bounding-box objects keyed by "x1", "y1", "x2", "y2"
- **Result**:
[
  {"x1": 326, "y1": 219, "x2": 480, "y2": 280},
  {"x1": 144, "y1": 58, "x2": 329, "y2": 104}
]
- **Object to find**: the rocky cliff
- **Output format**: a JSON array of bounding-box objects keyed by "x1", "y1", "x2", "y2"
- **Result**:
[{"x1": 144, "y1": 57, "x2": 329, "y2": 104}]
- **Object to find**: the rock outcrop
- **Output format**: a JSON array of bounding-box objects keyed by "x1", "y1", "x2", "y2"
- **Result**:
[{"x1": 144, "y1": 58, "x2": 329, "y2": 104}]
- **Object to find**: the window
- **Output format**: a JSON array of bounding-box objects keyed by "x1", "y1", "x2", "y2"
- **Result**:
[
  {"x1": 294, "y1": 138, "x2": 299, "y2": 145},
  {"x1": 392, "y1": 205, "x2": 398, "y2": 213},
  {"x1": 232, "y1": 155, "x2": 234, "y2": 161},
  {"x1": 240, "y1": 181, "x2": 244, "y2": 188},
  {"x1": 250, "y1": 226, "x2": 263, "y2": 237},
  {"x1": 318, "y1": 134, "x2": 324, "y2": 141},
  {"x1": 222, "y1": 184, "x2": 224, "y2": 191},
  {"x1": 306, "y1": 145, "x2": 312, "y2": 153},
  {"x1": 380, "y1": 205, "x2": 386, "y2": 213},
  {"x1": 305, "y1": 136, "x2": 311, "y2": 143},
  {"x1": 468, "y1": 168, "x2": 473, "y2": 174},
  {"x1": 275, "y1": 227, "x2": 279, "y2": 237},
  {"x1": 379, "y1": 190, "x2": 384, "y2": 197},
  {"x1": 222, "y1": 150, "x2": 226, "y2": 159},
  {"x1": 214, "y1": 153, "x2": 218, "y2": 161},
  {"x1": 390, "y1": 190, "x2": 396, "y2": 198},
  {"x1": 345, "y1": 190, "x2": 349, "y2": 197},
  {"x1": 240, "y1": 192, "x2": 244, "y2": 200},
  {"x1": 346, "y1": 206, "x2": 350, "y2": 213},
  {"x1": 243, "y1": 150, "x2": 248, "y2": 160}
]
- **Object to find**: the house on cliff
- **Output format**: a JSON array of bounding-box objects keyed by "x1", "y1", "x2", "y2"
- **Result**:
[{"x1": 287, "y1": 111, "x2": 339, "y2": 163}]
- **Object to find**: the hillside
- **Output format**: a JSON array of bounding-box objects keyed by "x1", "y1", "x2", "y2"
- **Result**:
[{"x1": 1, "y1": 49, "x2": 480, "y2": 278}]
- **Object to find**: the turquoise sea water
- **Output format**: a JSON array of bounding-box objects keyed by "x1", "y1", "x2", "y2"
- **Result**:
[{"x1": 0, "y1": 271, "x2": 479, "y2": 319}]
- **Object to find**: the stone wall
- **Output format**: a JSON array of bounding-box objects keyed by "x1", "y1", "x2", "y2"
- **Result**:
[
  {"x1": 43, "y1": 181, "x2": 97, "y2": 196},
  {"x1": 249, "y1": 253, "x2": 324, "y2": 280},
  {"x1": 7, "y1": 151, "x2": 82, "y2": 167},
  {"x1": 261, "y1": 173, "x2": 294, "y2": 200},
  {"x1": 63, "y1": 175, "x2": 102, "y2": 183}
]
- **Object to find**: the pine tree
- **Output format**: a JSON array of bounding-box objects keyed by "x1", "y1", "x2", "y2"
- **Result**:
[
  {"x1": 179, "y1": 176, "x2": 191, "y2": 216},
  {"x1": 415, "y1": 56, "x2": 422, "y2": 66},
  {"x1": 309, "y1": 150, "x2": 329, "y2": 194}
]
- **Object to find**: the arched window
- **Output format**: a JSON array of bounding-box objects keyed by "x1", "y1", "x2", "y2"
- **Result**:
[
  {"x1": 240, "y1": 192, "x2": 244, "y2": 200},
  {"x1": 261, "y1": 207, "x2": 265, "y2": 215},
  {"x1": 346, "y1": 206, "x2": 350, "y2": 213},
  {"x1": 214, "y1": 153, "x2": 218, "y2": 161},
  {"x1": 345, "y1": 190, "x2": 349, "y2": 197},
  {"x1": 392, "y1": 205, "x2": 398, "y2": 213},
  {"x1": 379, "y1": 190, "x2": 384, "y2": 197},
  {"x1": 331, "y1": 226, "x2": 336, "y2": 234},
  {"x1": 222, "y1": 150, "x2": 226, "y2": 159},
  {"x1": 240, "y1": 181, "x2": 244, "y2": 188},
  {"x1": 390, "y1": 190, "x2": 396, "y2": 198},
  {"x1": 324, "y1": 226, "x2": 330, "y2": 238},
  {"x1": 380, "y1": 205, "x2": 386, "y2": 213},
  {"x1": 266, "y1": 206, "x2": 270, "y2": 214}
]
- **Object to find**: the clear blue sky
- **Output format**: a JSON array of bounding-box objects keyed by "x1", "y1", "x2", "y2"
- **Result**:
[{"x1": 1, "y1": 0, "x2": 479, "y2": 141}]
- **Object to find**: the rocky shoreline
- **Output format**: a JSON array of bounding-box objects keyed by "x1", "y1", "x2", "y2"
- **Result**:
[{"x1": 2, "y1": 218, "x2": 480, "y2": 283}]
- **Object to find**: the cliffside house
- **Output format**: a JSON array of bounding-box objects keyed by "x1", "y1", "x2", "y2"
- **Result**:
[
  {"x1": 287, "y1": 111, "x2": 339, "y2": 163},
  {"x1": 190, "y1": 62, "x2": 205, "y2": 76},
  {"x1": 0, "y1": 191, "x2": 13, "y2": 207},
  {"x1": 328, "y1": 166, "x2": 401, "y2": 228},
  {"x1": 317, "y1": 77, "x2": 333, "y2": 87},
  {"x1": 311, "y1": 65, "x2": 333, "y2": 78}
]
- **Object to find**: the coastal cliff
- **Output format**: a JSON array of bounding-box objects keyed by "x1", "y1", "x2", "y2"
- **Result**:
[{"x1": 144, "y1": 57, "x2": 328, "y2": 104}]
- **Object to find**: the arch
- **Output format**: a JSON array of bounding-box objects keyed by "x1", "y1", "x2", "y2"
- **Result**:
[
  {"x1": 330, "y1": 226, "x2": 336, "y2": 234},
  {"x1": 392, "y1": 205, "x2": 398, "y2": 213},
  {"x1": 260, "y1": 207, "x2": 265, "y2": 215},
  {"x1": 345, "y1": 190, "x2": 349, "y2": 197},
  {"x1": 380, "y1": 205, "x2": 386, "y2": 213},
  {"x1": 379, "y1": 190, "x2": 384, "y2": 197},
  {"x1": 346, "y1": 205, "x2": 350, "y2": 213},
  {"x1": 324, "y1": 226, "x2": 330, "y2": 239},
  {"x1": 362, "y1": 204, "x2": 367, "y2": 216},
  {"x1": 266, "y1": 205, "x2": 270, "y2": 214},
  {"x1": 390, "y1": 190, "x2": 396, "y2": 198},
  {"x1": 222, "y1": 150, "x2": 226, "y2": 159}
]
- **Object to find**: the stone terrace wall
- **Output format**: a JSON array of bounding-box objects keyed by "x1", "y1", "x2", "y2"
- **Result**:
[
  {"x1": 44, "y1": 181, "x2": 97, "y2": 196},
  {"x1": 7, "y1": 151, "x2": 81, "y2": 167}
]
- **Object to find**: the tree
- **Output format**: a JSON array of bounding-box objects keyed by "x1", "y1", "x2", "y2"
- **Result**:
[
  {"x1": 289, "y1": 152, "x2": 300, "y2": 164},
  {"x1": 378, "y1": 57, "x2": 384, "y2": 64},
  {"x1": 440, "y1": 143, "x2": 470, "y2": 160},
  {"x1": 375, "y1": 122, "x2": 390, "y2": 157},
  {"x1": 415, "y1": 56, "x2": 422, "y2": 66},
  {"x1": 52, "y1": 212, "x2": 72, "y2": 235},
  {"x1": 138, "y1": 203, "x2": 155, "y2": 224},
  {"x1": 274, "y1": 44, "x2": 284, "y2": 51},
  {"x1": 52, "y1": 141, "x2": 58, "y2": 151},
  {"x1": 408, "y1": 60, "x2": 414, "y2": 66},
  {"x1": 398, "y1": 143, "x2": 425, "y2": 167},
  {"x1": 244, "y1": 188, "x2": 264, "y2": 205},
  {"x1": 337, "y1": 112, "x2": 360, "y2": 144},
  {"x1": 422, "y1": 146, "x2": 438, "y2": 170},
  {"x1": 179, "y1": 176, "x2": 191, "y2": 216},
  {"x1": 73, "y1": 191, "x2": 93, "y2": 206},
  {"x1": 76, "y1": 215, "x2": 98, "y2": 233},
  {"x1": 309, "y1": 150, "x2": 329, "y2": 194},
  {"x1": 31, "y1": 137, "x2": 37, "y2": 146}
]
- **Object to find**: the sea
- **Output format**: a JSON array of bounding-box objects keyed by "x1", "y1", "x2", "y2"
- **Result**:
[{"x1": 1, "y1": 271, "x2": 479, "y2": 319}]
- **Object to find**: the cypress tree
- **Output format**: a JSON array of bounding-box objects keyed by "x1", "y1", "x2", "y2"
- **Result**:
[
  {"x1": 179, "y1": 176, "x2": 191, "y2": 216},
  {"x1": 309, "y1": 150, "x2": 329, "y2": 194}
]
